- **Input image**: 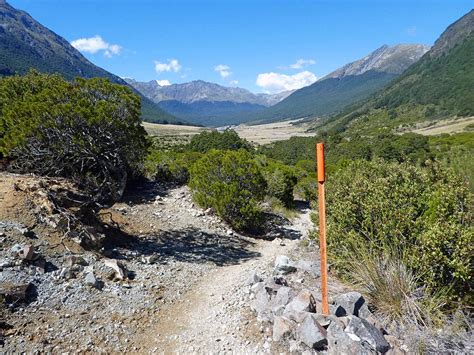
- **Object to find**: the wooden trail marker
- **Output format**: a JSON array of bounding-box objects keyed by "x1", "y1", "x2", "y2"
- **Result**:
[{"x1": 317, "y1": 143, "x2": 329, "y2": 316}]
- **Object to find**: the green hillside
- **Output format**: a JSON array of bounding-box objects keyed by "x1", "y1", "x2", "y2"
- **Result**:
[{"x1": 250, "y1": 71, "x2": 397, "y2": 124}]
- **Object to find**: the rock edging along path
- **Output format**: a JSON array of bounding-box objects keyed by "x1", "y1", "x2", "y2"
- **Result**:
[{"x1": 134, "y1": 204, "x2": 313, "y2": 353}]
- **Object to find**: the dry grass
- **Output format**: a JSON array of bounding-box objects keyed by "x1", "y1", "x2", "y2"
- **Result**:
[
  {"x1": 233, "y1": 119, "x2": 315, "y2": 145},
  {"x1": 397, "y1": 116, "x2": 474, "y2": 136},
  {"x1": 142, "y1": 122, "x2": 208, "y2": 137}
]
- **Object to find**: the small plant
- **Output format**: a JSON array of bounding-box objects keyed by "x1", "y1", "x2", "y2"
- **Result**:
[{"x1": 189, "y1": 149, "x2": 266, "y2": 231}]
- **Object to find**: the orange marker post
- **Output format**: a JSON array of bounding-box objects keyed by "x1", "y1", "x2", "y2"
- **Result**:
[{"x1": 317, "y1": 143, "x2": 329, "y2": 316}]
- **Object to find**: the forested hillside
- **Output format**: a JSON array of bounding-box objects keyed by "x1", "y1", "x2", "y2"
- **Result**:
[{"x1": 0, "y1": 0, "x2": 180, "y2": 123}]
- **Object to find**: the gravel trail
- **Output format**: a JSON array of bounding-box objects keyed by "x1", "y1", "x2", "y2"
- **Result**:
[{"x1": 136, "y1": 203, "x2": 312, "y2": 353}]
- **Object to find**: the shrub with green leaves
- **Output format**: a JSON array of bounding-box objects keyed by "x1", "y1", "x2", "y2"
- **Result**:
[
  {"x1": 144, "y1": 150, "x2": 203, "y2": 184},
  {"x1": 294, "y1": 175, "x2": 318, "y2": 204},
  {"x1": 189, "y1": 149, "x2": 266, "y2": 231},
  {"x1": 187, "y1": 129, "x2": 252, "y2": 152},
  {"x1": 0, "y1": 71, "x2": 148, "y2": 206},
  {"x1": 325, "y1": 159, "x2": 472, "y2": 303},
  {"x1": 261, "y1": 161, "x2": 297, "y2": 207}
]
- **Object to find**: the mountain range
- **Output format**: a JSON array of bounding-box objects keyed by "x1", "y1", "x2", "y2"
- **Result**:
[
  {"x1": 0, "y1": 0, "x2": 181, "y2": 124},
  {"x1": 315, "y1": 9, "x2": 474, "y2": 136},
  {"x1": 124, "y1": 79, "x2": 293, "y2": 126},
  {"x1": 247, "y1": 44, "x2": 430, "y2": 124}
]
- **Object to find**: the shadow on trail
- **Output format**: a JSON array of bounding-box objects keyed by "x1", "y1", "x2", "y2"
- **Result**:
[
  {"x1": 102, "y1": 226, "x2": 260, "y2": 267},
  {"x1": 120, "y1": 180, "x2": 177, "y2": 206},
  {"x1": 261, "y1": 200, "x2": 310, "y2": 241}
]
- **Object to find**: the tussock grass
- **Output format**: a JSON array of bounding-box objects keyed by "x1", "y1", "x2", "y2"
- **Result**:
[{"x1": 342, "y1": 240, "x2": 446, "y2": 326}]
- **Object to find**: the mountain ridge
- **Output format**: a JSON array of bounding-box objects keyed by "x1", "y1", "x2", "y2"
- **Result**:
[{"x1": 247, "y1": 43, "x2": 428, "y2": 125}]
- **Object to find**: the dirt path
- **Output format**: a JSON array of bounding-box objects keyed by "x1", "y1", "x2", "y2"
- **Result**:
[{"x1": 136, "y1": 205, "x2": 312, "y2": 353}]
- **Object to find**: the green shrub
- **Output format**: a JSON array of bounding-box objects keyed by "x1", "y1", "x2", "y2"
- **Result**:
[
  {"x1": 325, "y1": 159, "x2": 472, "y2": 303},
  {"x1": 0, "y1": 71, "x2": 148, "y2": 206},
  {"x1": 187, "y1": 129, "x2": 251, "y2": 152},
  {"x1": 144, "y1": 150, "x2": 203, "y2": 184},
  {"x1": 261, "y1": 162, "x2": 297, "y2": 207},
  {"x1": 294, "y1": 175, "x2": 318, "y2": 204},
  {"x1": 189, "y1": 149, "x2": 266, "y2": 231}
]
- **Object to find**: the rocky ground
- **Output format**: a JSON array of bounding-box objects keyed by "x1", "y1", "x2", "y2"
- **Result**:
[{"x1": 0, "y1": 172, "x2": 310, "y2": 353}]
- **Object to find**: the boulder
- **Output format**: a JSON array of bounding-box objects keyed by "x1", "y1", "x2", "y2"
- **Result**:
[
  {"x1": 274, "y1": 255, "x2": 296, "y2": 275},
  {"x1": 327, "y1": 319, "x2": 373, "y2": 355},
  {"x1": 334, "y1": 291, "x2": 370, "y2": 317},
  {"x1": 295, "y1": 260, "x2": 320, "y2": 277},
  {"x1": 273, "y1": 316, "x2": 294, "y2": 342},
  {"x1": 297, "y1": 314, "x2": 328, "y2": 350},
  {"x1": 251, "y1": 287, "x2": 272, "y2": 322},
  {"x1": 246, "y1": 270, "x2": 263, "y2": 286},
  {"x1": 345, "y1": 316, "x2": 390, "y2": 353},
  {"x1": 272, "y1": 286, "x2": 295, "y2": 308},
  {"x1": 283, "y1": 289, "x2": 317, "y2": 323}
]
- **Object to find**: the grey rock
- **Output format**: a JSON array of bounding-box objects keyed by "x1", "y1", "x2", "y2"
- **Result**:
[
  {"x1": 65, "y1": 255, "x2": 88, "y2": 267},
  {"x1": 272, "y1": 305, "x2": 286, "y2": 316},
  {"x1": 274, "y1": 255, "x2": 296, "y2": 275},
  {"x1": 246, "y1": 270, "x2": 263, "y2": 286},
  {"x1": 345, "y1": 316, "x2": 390, "y2": 353},
  {"x1": 327, "y1": 320, "x2": 373, "y2": 355},
  {"x1": 283, "y1": 289, "x2": 317, "y2": 323},
  {"x1": 251, "y1": 288, "x2": 272, "y2": 322},
  {"x1": 334, "y1": 291, "x2": 370, "y2": 317},
  {"x1": 250, "y1": 281, "x2": 265, "y2": 294},
  {"x1": 297, "y1": 314, "x2": 328, "y2": 350},
  {"x1": 85, "y1": 272, "x2": 98, "y2": 288},
  {"x1": 272, "y1": 286, "x2": 295, "y2": 307},
  {"x1": 295, "y1": 260, "x2": 320, "y2": 277},
  {"x1": 10, "y1": 244, "x2": 23, "y2": 257},
  {"x1": 272, "y1": 316, "x2": 294, "y2": 342}
]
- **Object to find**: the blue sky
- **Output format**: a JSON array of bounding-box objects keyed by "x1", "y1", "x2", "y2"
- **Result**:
[{"x1": 9, "y1": 0, "x2": 473, "y2": 93}]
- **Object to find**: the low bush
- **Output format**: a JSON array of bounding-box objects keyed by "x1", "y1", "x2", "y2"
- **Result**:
[
  {"x1": 0, "y1": 71, "x2": 148, "y2": 206},
  {"x1": 325, "y1": 159, "x2": 472, "y2": 306},
  {"x1": 187, "y1": 129, "x2": 252, "y2": 152},
  {"x1": 294, "y1": 175, "x2": 318, "y2": 204},
  {"x1": 261, "y1": 161, "x2": 297, "y2": 207},
  {"x1": 144, "y1": 150, "x2": 203, "y2": 184},
  {"x1": 189, "y1": 149, "x2": 266, "y2": 231}
]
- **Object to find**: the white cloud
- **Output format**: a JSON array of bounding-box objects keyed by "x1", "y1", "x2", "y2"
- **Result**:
[
  {"x1": 214, "y1": 64, "x2": 232, "y2": 79},
  {"x1": 71, "y1": 35, "x2": 122, "y2": 57},
  {"x1": 290, "y1": 58, "x2": 316, "y2": 69},
  {"x1": 154, "y1": 59, "x2": 182, "y2": 74},
  {"x1": 256, "y1": 71, "x2": 317, "y2": 93},
  {"x1": 156, "y1": 79, "x2": 171, "y2": 86}
]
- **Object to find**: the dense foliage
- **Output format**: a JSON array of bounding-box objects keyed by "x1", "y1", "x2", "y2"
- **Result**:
[
  {"x1": 0, "y1": 71, "x2": 149, "y2": 206},
  {"x1": 189, "y1": 150, "x2": 266, "y2": 231},
  {"x1": 259, "y1": 159, "x2": 298, "y2": 207},
  {"x1": 325, "y1": 160, "x2": 472, "y2": 303},
  {"x1": 187, "y1": 129, "x2": 252, "y2": 152},
  {"x1": 144, "y1": 150, "x2": 203, "y2": 184}
]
